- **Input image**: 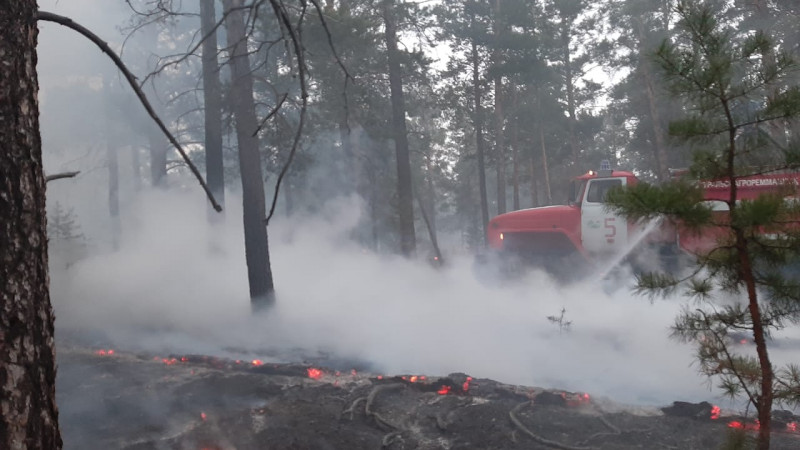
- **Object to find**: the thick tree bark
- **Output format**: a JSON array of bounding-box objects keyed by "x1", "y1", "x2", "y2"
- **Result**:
[
  {"x1": 200, "y1": 0, "x2": 225, "y2": 212},
  {"x1": 383, "y1": 0, "x2": 416, "y2": 256},
  {"x1": 0, "y1": 2, "x2": 63, "y2": 448},
  {"x1": 492, "y1": 0, "x2": 506, "y2": 215},
  {"x1": 224, "y1": 0, "x2": 275, "y2": 307},
  {"x1": 470, "y1": 25, "x2": 489, "y2": 245}
]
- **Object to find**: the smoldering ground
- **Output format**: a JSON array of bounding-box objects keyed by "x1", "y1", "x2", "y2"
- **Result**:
[{"x1": 50, "y1": 189, "x2": 800, "y2": 410}]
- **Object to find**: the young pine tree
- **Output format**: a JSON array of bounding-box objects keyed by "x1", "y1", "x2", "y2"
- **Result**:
[{"x1": 606, "y1": 2, "x2": 800, "y2": 449}]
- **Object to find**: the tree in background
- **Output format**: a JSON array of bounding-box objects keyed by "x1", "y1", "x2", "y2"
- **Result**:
[
  {"x1": 382, "y1": 0, "x2": 417, "y2": 256},
  {"x1": 606, "y1": 2, "x2": 800, "y2": 448},
  {"x1": 200, "y1": 0, "x2": 225, "y2": 214}
]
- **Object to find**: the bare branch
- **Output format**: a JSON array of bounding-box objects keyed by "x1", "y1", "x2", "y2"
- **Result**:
[
  {"x1": 253, "y1": 92, "x2": 289, "y2": 136},
  {"x1": 37, "y1": 11, "x2": 222, "y2": 212},
  {"x1": 45, "y1": 171, "x2": 80, "y2": 183}
]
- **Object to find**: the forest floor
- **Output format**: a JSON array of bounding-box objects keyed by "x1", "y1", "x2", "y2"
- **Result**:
[{"x1": 56, "y1": 345, "x2": 800, "y2": 450}]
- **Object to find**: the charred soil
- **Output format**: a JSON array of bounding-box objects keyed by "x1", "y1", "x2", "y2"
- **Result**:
[{"x1": 56, "y1": 346, "x2": 800, "y2": 450}]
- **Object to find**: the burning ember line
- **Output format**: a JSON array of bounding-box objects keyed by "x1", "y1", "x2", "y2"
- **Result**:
[
  {"x1": 437, "y1": 386, "x2": 451, "y2": 395},
  {"x1": 710, "y1": 405, "x2": 721, "y2": 420},
  {"x1": 462, "y1": 376, "x2": 473, "y2": 392},
  {"x1": 728, "y1": 420, "x2": 799, "y2": 434},
  {"x1": 94, "y1": 349, "x2": 115, "y2": 356},
  {"x1": 307, "y1": 368, "x2": 323, "y2": 380},
  {"x1": 252, "y1": 359, "x2": 263, "y2": 367}
]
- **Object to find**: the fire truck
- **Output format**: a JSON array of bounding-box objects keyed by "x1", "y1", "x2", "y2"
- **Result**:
[{"x1": 485, "y1": 162, "x2": 800, "y2": 278}]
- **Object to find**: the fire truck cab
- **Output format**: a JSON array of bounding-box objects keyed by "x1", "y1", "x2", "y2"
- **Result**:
[
  {"x1": 486, "y1": 162, "x2": 800, "y2": 278},
  {"x1": 486, "y1": 163, "x2": 639, "y2": 271}
]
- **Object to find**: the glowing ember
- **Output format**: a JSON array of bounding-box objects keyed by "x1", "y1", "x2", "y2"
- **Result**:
[
  {"x1": 462, "y1": 376, "x2": 473, "y2": 392},
  {"x1": 351, "y1": 369, "x2": 357, "y2": 376},
  {"x1": 377, "y1": 375, "x2": 383, "y2": 380},
  {"x1": 94, "y1": 349, "x2": 115, "y2": 356},
  {"x1": 307, "y1": 368, "x2": 323, "y2": 380},
  {"x1": 740, "y1": 339, "x2": 748, "y2": 344},
  {"x1": 200, "y1": 412, "x2": 207, "y2": 421},
  {"x1": 728, "y1": 421, "x2": 743, "y2": 429},
  {"x1": 710, "y1": 405, "x2": 721, "y2": 420},
  {"x1": 180, "y1": 356, "x2": 188, "y2": 362},
  {"x1": 409, "y1": 376, "x2": 418, "y2": 383},
  {"x1": 437, "y1": 386, "x2": 451, "y2": 395},
  {"x1": 162, "y1": 358, "x2": 178, "y2": 365},
  {"x1": 252, "y1": 359, "x2": 263, "y2": 367},
  {"x1": 788, "y1": 422, "x2": 797, "y2": 432}
]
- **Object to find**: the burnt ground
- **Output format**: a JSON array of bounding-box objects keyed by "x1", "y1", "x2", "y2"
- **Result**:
[{"x1": 56, "y1": 346, "x2": 800, "y2": 450}]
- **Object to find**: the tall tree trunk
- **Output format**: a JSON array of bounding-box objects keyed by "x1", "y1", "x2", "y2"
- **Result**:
[
  {"x1": 224, "y1": 0, "x2": 275, "y2": 307},
  {"x1": 103, "y1": 80, "x2": 122, "y2": 248},
  {"x1": 108, "y1": 137, "x2": 121, "y2": 249},
  {"x1": 131, "y1": 146, "x2": 142, "y2": 191},
  {"x1": 560, "y1": 20, "x2": 579, "y2": 173},
  {"x1": 540, "y1": 124, "x2": 552, "y2": 205},
  {"x1": 148, "y1": 129, "x2": 167, "y2": 187},
  {"x1": 0, "y1": 2, "x2": 63, "y2": 448},
  {"x1": 470, "y1": 21, "x2": 489, "y2": 245},
  {"x1": 383, "y1": 0, "x2": 416, "y2": 256},
  {"x1": 635, "y1": 19, "x2": 669, "y2": 181},
  {"x1": 424, "y1": 155, "x2": 437, "y2": 238},
  {"x1": 511, "y1": 86, "x2": 520, "y2": 211},
  {"x1": 528, "y1": 153, "x2": 539, "y2": 207},
  {"x1": 492, "y1": 0, "x2": 506, "y2": 215},
  {"x1": 200, "y1": 0, "x2": 225, "y2": 213}
]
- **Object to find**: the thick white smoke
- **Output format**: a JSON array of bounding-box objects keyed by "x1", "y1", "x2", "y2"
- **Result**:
[{"x1": 50, "y1": 190, "x2": 791, "y2": 408}]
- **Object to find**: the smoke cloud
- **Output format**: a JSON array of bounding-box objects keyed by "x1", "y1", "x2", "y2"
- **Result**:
[{"x1": 51, "y1": 190, "x2": 797, "y2": 408}]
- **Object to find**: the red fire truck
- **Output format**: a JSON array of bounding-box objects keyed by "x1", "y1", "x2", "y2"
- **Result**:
[{"x1": 485, "y1": 163, "x2": 800, "y2": 277}]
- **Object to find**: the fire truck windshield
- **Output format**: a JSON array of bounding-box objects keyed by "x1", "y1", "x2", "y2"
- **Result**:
[{"x1": 571, "y1": 180, "x2": 587, "y2": 205}]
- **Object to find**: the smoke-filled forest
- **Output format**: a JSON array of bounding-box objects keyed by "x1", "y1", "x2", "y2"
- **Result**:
[{"x1": 3, "y1": 0, "x2": 800, "y2": 448}]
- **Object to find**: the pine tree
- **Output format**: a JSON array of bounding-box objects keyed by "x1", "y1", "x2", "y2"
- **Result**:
[{"x1": 606, "y1": 2, "x2": 800, "y2": 449}]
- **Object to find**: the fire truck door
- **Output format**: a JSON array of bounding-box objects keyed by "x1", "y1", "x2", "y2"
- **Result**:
[{"x1": 580, "y1": 177, "x2": 627, "y2": 254}]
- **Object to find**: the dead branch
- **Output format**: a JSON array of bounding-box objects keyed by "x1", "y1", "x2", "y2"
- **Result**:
[
  {"x1": 264, "y1": 0, "x2": 309, "y2": 226},
  {"x1": 37, "y1": 11, "x2": 222, "y2": 212},
  {"x1": 381, "y1": 430, "x2": 402, "y2": 448},
  {"x1": 343, "y1": 396, "x2": 367, "y2": 420},
  {"x1": 509, "y1": 401, "x2": 595, "y2": 450},
  {"x1": 253, "y1": 93, "x2": 288, "y2": 136},
  {"x1": 45, "y1": 171, "x2": 80, "y2": 182}
]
